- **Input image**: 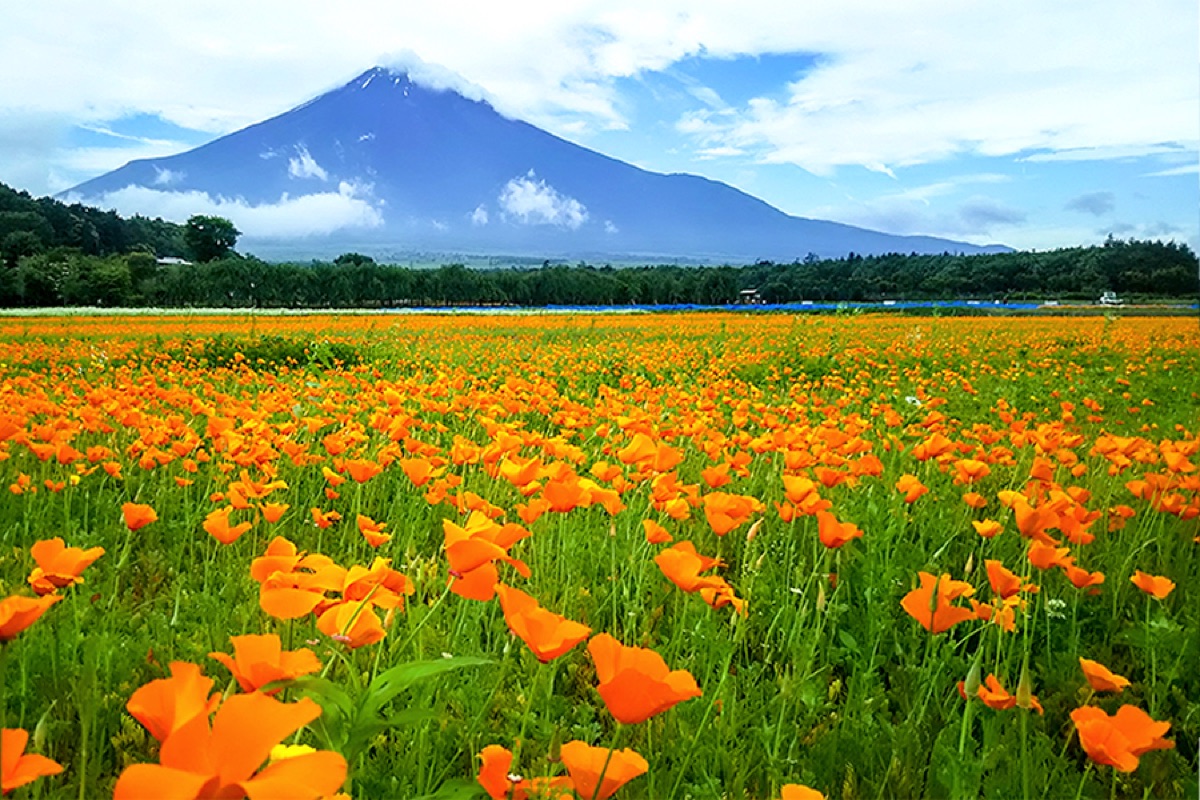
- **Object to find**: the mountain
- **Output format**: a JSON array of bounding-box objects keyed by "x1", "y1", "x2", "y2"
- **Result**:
[{"x1": 66, "y1": 67, "x2": 1010, "y2": 262}]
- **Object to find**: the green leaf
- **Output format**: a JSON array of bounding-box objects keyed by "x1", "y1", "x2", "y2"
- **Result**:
[
  {"x1": 411, "y1": 778, "x2": 487, "y2": 800},
  {"x1": 292, "y1": 675, "x2": 355, "y2": 749},
  {"x1": 363, "y1": 656, "x2": 491, "y2": 716}
]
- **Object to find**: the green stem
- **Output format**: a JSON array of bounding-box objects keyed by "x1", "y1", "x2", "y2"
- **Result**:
[
  {"x1": 1072, "y1": 764, "x2": 1092, "y2": 800},
  {"x1": 0, "y1": 643, "x2": 9, "y2": 736},
  {"x1": 398, "y1": 582, "x2": 453, "y2": 656},
  {"x1": 1020, "y1": 703, "x2": 1030, "y2": 800},
  {"x1": 589, "y1": 734, "x2": 620, "y2": 800},
  {"x1": 667, "y1": 664, "x2": 731, "y2": 800}
]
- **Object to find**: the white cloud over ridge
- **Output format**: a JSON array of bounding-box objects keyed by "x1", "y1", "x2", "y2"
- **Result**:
[
  {"x1": 498, "y1": 172, "x2": 588, "y2": 229},
  {"x1": 153, "y1": 167, "x2": 183, "y2": 185},
  {"x1": 287, "y1": 146, "x2": 328, "y2": 180},
  {"x1": 1, "y1": 1, "x2": 1194, "y2": 189},
  {"x1": 73, "y1": 183, "x2": 383, "y2": 238}
]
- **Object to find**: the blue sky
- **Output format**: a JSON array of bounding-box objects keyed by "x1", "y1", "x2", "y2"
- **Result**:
[{"x1": 1, "y1": 1, "x2": 1196, "y2": 251}]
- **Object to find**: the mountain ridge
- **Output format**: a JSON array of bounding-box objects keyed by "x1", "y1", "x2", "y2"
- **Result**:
[{"x1": 67, "y1": 66, "x2": 1012, "y2": 261}]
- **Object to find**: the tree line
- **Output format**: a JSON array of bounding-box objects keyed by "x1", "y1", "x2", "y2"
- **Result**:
[
  {"x1": 1, "y1": 237, "x2": 1193, "y2": 309},
  {"x1": 0, "y1": 181, "x2": 1194, "y2": 307}
]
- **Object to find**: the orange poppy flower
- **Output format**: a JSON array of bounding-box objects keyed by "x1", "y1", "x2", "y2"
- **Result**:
[
  {"x1": 976, "y1": 673, "x2": 1043, "y2": 714},
  {"x1": 701, "y1": 463, "x2": 732, "y2": 489},
  {"x1": 344, "y1": 458, "x2": 383, "y2": 484},
  {"x1": 251, "y1": 537, "x2": 345, "y2": 621},
  {"x1": 1070, "y1": 705, "x2": 1173, "y2": 772},
  {"x1": 477, "y1": 744, "x2": 515, "y2": 800},
  {"x1": 654, "y1": 541, "x2": 726, "y2": 593},
  {"x1": 209, "y1": 634, "x2": 322, "y2": 694},
  {"x1": 970, "y1": 598, "x2": 1019, "y2": 633},
  {"x1": 443, "y1": 513, "x2": 531, "y2": 602},
  {"x1": 126, "y1": 661, "x2": 221, "y2": 743},
  {"x1": 0, "y1": 594, "x2": 61, "y2": 641},
  {"x1": 972, "y1": 519, "x2": 1003, "y2": 539},
  {"x1": 1, "y1": 727, "x2": 63, "y2": 795},
  {"x1": 962, "y1": 492, "x2": 988, "y2": 509},
  {"x1": 357, "y1": 514, "x2": 391, "y2": 548},
  {"x1": 894, "y1": 474, "x2": 928, "y2": 503},
  {"x1": 559, "y1": 740, "x2": 648, "y2": 800},
  {"x1": 1027, "y1": 540, "x2": 1072, "y2": 571},
  {"x1": 699, "y1": 581, "x2": 747, "y2": 616},
  {"x1": 953, "y1": 459, "x2": 990, "y2": 485},
  {"x1": 1079, "y1": 658, "x2": 1131, "y2": 694},
  {"x1": 27, "y1": 537, "x2": 104, "y2": 595},
  {"x1": 113, "y1": 691, "x2": 347, "y2": 800},
  {"x1": 816, "y1": 511, "x2": 863, "y2": 549},
  {"x1": 204, "y1": 506, "x2": 254, "y2": 545},
  {"x1": 899, "y1": 572, "x2": 976, "y2": 634},
  {"x1": 321, "y1": 466, "x2": 346, "y2": 487},
  {"x1": 260, "y1": 502, "x2": 289, "y2": 524},
  {"x1": 1013, "y1": 500, "x2": 1059, "y2": 542},
  {"x1": 340, "y1": 558, "x2": 414, "y2": 611},
  {"x1": 1065, "y1": 565, "x2": 1105, "y2": 590},
  {"x1": 780, "y1": 785, "x2": 826, "y2": 800},
  {"x1": 616, "y1": 433, "x2": 656, "y2": 465},
  {"x1": 782, "y1": 475, "x2": 820, "y2": 506},
  {"x1": 494, "y1": 584, "x2": 591, "y2": 662},
  {"x1": 984, "y1": 560, "x2": 1026, "y2": 599},
  {"x1": 587, "y1": 633, "x2": 701, "y2": 724},
  {"x1": 703, "y1": 492, "x2": 763, "y2": 536},
  {"x1": 317, "y1": 599, "x2": 386, "y2": 649},
  {"x1": 310, "y1": 507, "x2": 342, "y2": 529},
  {"x1": 642, "y1": 519, "x2": 673, "y2": 544},
  {"x1": 122, "y1": 502, "x2": 158, "y2": 531},
  {"x1": 476, "y1": 745, "x2": 574, "y2": 800},
  {"x1": 399, "y1": 457, "x2": 441, "y2": 487},
  {"x1": 1130, "y1": 570, "x2": 1174, "y2": 599}
]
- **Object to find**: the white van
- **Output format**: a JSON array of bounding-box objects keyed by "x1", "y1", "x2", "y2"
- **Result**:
[{"x1": 1098, "y1": 291, "x2": 1123, "y2": 306}]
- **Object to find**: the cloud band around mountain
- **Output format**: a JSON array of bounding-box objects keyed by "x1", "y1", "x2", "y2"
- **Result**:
[{"x1": 69, "y1": 182, "x2": 383, "y2": 238}]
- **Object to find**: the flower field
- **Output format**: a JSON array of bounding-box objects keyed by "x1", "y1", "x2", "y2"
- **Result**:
[{"x1": 0, "y1": 311, "x2": 1197, "y2": 799}]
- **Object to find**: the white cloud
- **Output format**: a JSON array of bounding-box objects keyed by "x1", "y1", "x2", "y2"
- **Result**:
[
  {"x1": 1143, "y1": 163, "x2": 1200, "y2": 178},
  {"x1": 1, "y1": 1, "x2": 1191, "y2": 187},
  {"x1": 696, "y1": 145, "x2": 744, "y2": 159},
  {"x1": 378, "y1": 49, "x2": 492, "y2": 104},
  {"x1": 470, "y1": 205, "x2": 489, "y2": 226},
  {"x1": 498, "y1": 172, "x2": 588, "y2": 229},
  {"x1": 153, "y1": 166, "x2": 183, "y2": 185},
  {"x1": 0, "y1": 0, "x2": 1194, "y2": 263},
  {"x1": 287, "y1": 145, "x2": 328, "y2": 180},
  {"x1": 71, "y1": 182, "x2": 383, "y2": 238}
]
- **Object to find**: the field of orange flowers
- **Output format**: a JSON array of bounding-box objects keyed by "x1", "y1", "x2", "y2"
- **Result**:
[{"x1": 0, "y1": 311, "x2": 1197, "y2": 799}]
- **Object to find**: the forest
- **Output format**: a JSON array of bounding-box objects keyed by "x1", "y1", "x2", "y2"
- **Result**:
[{"x1": 1, "y1": 181, "x2": 1195, "y2": 308}]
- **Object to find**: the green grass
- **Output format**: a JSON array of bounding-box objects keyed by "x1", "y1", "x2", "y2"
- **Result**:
[{"x1": 0, "y1": 313, "x2": 1196, "y2": 799}]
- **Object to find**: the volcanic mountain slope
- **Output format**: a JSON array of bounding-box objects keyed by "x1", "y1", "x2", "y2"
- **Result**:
[{"x1": 68, "y1": 67, "x2": 1010, "y2": 261}]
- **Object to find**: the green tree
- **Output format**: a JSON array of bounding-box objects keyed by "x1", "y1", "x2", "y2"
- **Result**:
[{"x1": 184, "y1": 215, "x2": 240, "y2": 262}]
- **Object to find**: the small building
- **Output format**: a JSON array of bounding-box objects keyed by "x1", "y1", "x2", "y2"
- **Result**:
[
  {"x1": 738, "y1": 288, "x2": 763, "y2": 305},
  {"x1": 156, "y1": 257, "x2": 193, "y2": 266}
]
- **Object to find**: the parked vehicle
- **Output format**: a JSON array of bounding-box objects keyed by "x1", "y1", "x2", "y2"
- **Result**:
[{"x1": 1098, "y1": 291, "x2": 1124, "y2": 306}]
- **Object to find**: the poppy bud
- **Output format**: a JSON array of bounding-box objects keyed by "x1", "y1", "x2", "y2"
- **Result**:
[
  {"x1": 816, "y1": 579, "x2": 827, "y2": 613},
  {"x1": 964, "y1": 653, "x2": 982, "y2": 698},
  {"x1": 33, "y1": 708, "x2": 51, "y2": 753},
  {"x1": 964, "y1": 553, "x2": 974, "y2": 576},
  {"x1": 746, "y1": 519, "x2": 763, "y2": 541},
  {"x1": 1015, "y1": 659, "x2": 1033, "y2": 710}
]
